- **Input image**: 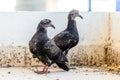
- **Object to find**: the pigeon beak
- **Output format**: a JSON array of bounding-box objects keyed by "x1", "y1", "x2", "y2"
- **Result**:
[
  {"x1": 51, "y1": 24, "x2": 55, "y2": 29},
  {"x1": 78, "y1": 14, "x2": 83, "y2": 19}
]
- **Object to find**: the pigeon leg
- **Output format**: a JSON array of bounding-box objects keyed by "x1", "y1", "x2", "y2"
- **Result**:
[
  {"x1": 43, "y1": 65, "x2": 48, "y2": 73},
  {"x1": 34, "y1": 65, "x2": 48, "y2": 74}
]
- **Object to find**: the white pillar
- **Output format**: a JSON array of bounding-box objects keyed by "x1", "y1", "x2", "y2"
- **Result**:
[
  {"x1": 46, "y1": 0, "x2": 58, "y2": 11},
  {"x1": 16, "y1": 0, "x2": 46, "y2": 11}
]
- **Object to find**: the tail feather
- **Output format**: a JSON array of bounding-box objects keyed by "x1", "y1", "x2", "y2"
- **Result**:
[{"x1": 56, "y1": 62, "x2": 69, "y2": 71}]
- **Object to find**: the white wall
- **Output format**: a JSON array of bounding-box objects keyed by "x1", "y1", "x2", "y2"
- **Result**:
[
  {"x1": 78, "y1": 12, "x2": 108, "y2": 45},
  {"x1": 110, "y1": 13, "x2": 120, "y2": 47},
  {"x1": 0, "y1": 12, "x2": 67, "y2": 46},
  {"x1": 0, "y1": 12, "x2": 108, "y2": 46},
  {"x1": 2, "y1": 12, "x2": 120, "y2": 66}
]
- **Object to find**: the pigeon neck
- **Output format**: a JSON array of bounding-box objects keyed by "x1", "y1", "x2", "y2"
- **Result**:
[
  {"x1": 36, "y1": 25, "x2": 48, "y2": 38},
  {"x1": 67, "y1": 19, "x2": 79, "y2": 39},
  {"x1": 67, "y1": 19, "x2": 77, "y2": 31},
  {"x1": 37, "y1": 25, "x2": 46, "y2": 32},
  {"x1": 36, "y1": 25, "x2": 49, "y2": 43}
]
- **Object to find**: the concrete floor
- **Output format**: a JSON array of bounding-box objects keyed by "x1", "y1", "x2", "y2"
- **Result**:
[{"x1": 0, "y1": 67, "x2": 120, "y2": 80}]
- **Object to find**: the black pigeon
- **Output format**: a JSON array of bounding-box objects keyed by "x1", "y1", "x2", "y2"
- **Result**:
[
  {"x1": 29, "y1": 19, "x2": 69, "y2": 74},
  {"x1": 52, "y1": 9, "x2": 83, "y2": 55}
]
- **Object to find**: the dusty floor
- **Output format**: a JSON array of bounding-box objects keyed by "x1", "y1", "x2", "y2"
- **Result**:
[{"x1": 0, "y1": 67, "x2": 120, "y2": 80}]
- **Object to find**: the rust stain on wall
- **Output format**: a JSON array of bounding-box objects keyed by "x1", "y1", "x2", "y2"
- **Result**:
[
  {"x1": 104, "y1": 13, "x2": 112, "y2": 66},
  {"x1": 68, "y1": 45, "x2": 105, "y2": 67},
  {"x1": 106, "y1": 46, "x2": 120, "y2": 66}
]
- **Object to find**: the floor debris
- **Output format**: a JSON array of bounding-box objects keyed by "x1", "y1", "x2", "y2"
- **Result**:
[{"x1": 0, "y1": 67, "x2": 120, "y2": 80}]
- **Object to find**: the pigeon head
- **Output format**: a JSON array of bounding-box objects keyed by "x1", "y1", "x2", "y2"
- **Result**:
[
  {"x1": 40, "y1": 19, "x2": 55, "y2": 29},
  {"x1": 68, "y1": 9, "x2": 83, "y2": 20}
]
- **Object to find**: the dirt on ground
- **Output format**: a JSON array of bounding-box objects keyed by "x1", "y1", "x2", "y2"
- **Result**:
[{"x1": 0, "y1": 67, "x2": 120, "y2": 80}]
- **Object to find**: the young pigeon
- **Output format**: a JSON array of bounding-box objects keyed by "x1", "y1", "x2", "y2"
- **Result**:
[
  {"x1": 29, "y1": 19, "x2": 68, "y2": 74},
  {"x1": 53, "y1": 9, "x2": 83, "y2": 55}
]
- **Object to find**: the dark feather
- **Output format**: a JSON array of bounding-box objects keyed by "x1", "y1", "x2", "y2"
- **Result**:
[
  {"x1": 52, "y1": 10, "x2": 83, "y2": 56},
  {"x1": 56, "y1": 62, "x2": 69, "y2": 71},
  {"x1": 52, "y1": 20, "x2": 79, "y2": 55},
  {"x1": 29, "y1": 19, "x2": 69, "y2": 70}
]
